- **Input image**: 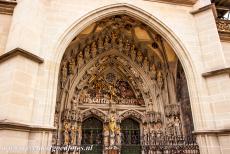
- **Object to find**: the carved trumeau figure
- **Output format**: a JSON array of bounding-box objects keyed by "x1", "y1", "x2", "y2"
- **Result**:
[
  {"x1": 136, "y1": 50, "x2": 143, "y2": 65},
  {"x1": 130, "y1": 44, "x2": 136, "y2": 61},
  {"x1": 108, "y1": 115, "x2": 119, "y2": 146},
  {"x1": 108, "y1": 115, "x2": 117, "y2": 133},
  {"x1": 84, "y1": 45, "x2": 91, "y2": 62},
  {"x1": 61, "y1": 62, "x2": 68, "y2": 88},
  {"x1": 91, "y1": 41, "x2": 97, "y2": 58},
  {"x1": 143, "y1": 56, "x2": 149, "y2": 73}
]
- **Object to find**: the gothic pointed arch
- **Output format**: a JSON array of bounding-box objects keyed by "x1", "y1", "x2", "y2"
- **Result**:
[
  {"x1": 119, "y1": 109, "x2": 144, "y2": 123},
  {"x1": 81, "y1": 108, "x2": 106, "y2": 122},
  {"x1": 52, "y1": 14, "x2": 199, "y2": 153}
]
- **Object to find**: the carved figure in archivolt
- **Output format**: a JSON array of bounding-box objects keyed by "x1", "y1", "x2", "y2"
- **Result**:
[
  {"x1": 68, "y1": 58, "x2": 75, "y2": 75},
  {"x1": 143, "y1": 57, "x2": 149, "y2": 73},
  {"x1": 130, "y1": 44, "x2": 136, "y2": 61},
  {"x1": 136, "y1": 50, "x2": 143, "y2": 65},
  {"x1": 118, "y1": 37, "x2": 123, "y2": 52},
  {"x1": 150, "y1": 63, "x2": 157, "y2": 80},
  {"x1": 91, "y1": 41, "x2": 97, "y2": 58},
  {"x1": 157, "y1": 71, "x2": 164, "y2": 89},
  {"x1": 84, "y1": 45, "x2": 91, "y2": 62},
  {"x1": 124, "y1": 39, "x2": 130, "y2": 55},
  {"x1": 61, "y1": 62, "x2": 68, "y2": 88},
  {"x1": 77, "y1": 51, "x2": 84, "y2": 69},
  {"x1": 104, "y1": 35, "x2": 110, "y2": 50},
  {"x1": 97, "y1": 37, "x2": 103, "y2": 53},
  {"x1": 111, "y1": 31, "x2": 118, "y2": 46}
]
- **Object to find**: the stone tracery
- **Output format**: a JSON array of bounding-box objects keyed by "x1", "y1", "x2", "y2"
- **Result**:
[{"x1": 53, "y1": 15, "x2": 195, "y2": 153}]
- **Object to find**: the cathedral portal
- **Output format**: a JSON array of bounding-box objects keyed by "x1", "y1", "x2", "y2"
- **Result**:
[{"x1": 52, "y1": 15, "x2": 199, "y2": 154}]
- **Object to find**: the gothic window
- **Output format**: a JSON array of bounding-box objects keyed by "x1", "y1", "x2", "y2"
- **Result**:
[
  {"x1": 121, "y1": 118, "x2": 141, "y2": 154},
  {"x1": 81, "y1": 117, "x2": 103, "y2": 154}
]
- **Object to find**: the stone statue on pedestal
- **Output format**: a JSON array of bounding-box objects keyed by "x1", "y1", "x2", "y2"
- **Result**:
[{"x1": 63, "y1": 122, "x2": 70, "y2": 145}]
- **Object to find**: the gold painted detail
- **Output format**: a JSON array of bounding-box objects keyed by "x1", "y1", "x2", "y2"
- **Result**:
[{"x1": 216, "y1": 19, "x2": 230, "y2": 33}]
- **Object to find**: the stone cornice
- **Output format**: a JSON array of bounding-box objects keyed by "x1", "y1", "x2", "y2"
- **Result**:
[
  {"x1": 0, "y1": 120, "x2": 56, "y2": 132},
  {"x1": 143, "y1": 0, "x2": 197, "y2": 6},
  {"x1": 0, "y1": 0, "x2": 17, "y2": 15},
  {"x1": 193, "y1": 129, "x2": 230, "y2": 135},
  {"x1": 202, "y1": 67, "x2": 230, "y2": 78},
  {"x1": 0, "y1": 48, "x2": 44, "y2": 64},
  {"x1": 190, "y1": 4, "x2": 216, "y2": 15}
]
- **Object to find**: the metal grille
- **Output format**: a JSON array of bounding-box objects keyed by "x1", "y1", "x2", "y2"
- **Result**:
[
  {"x1": 121, "y1": 118, "x2": 141, "y2": 154},
  {"x1": 81, "y1": 117, "x2": 103, "y2": 154},
  {"x1": 141, "y1": 135, "x2": 200, "y2": 154}
]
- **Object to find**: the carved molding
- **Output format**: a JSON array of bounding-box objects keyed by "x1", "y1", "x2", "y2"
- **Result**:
[
  {"x1": 193, "y1": 129, "x2": 230, "y2": 135},
  {"x1": 0, "y1": 0, "x2": 17, "y2": 15},
  {"x1": 0, "y1": 120, "x2": 56, "y2": 132},
  {"x1": 144, "y1": 0, "x2": 197, "y2": 5},
  {"x1": 0, "y1": 48, "x2": 44, "y2": 64},
  {"x1": 202, "y1": 67, "x2": 230, "y2": 78},
  {"x1": 119, "y1": 109, "x2": 144, "y2": 122},
  {"x1": 190, "y1": 4, "x2": 216, "y2": 15},
  {"x1": 81, "y1": 108, "x2": 106, "y2": 122}
]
